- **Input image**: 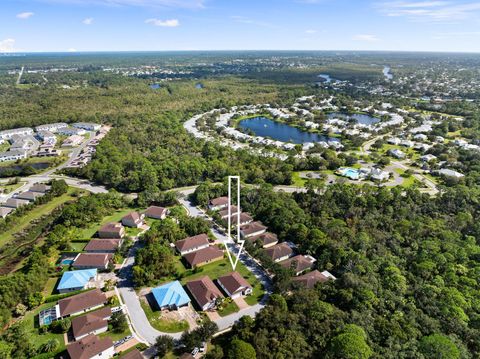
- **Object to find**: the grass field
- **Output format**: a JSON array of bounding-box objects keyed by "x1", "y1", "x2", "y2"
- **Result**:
[
  {"x1": 0, "y1": 187, "x2": 80, "y2": 249},
  {"x1": 42, "y1": 277, "x2": 59, "y2": 296},
  {"x1": 69, "y1": 241, "x2": 87, "y2": 252},
  {"x1": 99, "y1": 326, "x2": 131, "y2": 341},
  {"x1": 0, "y1": 181, "x2": 25, "y2": 194},
  {"x1": 217, "y1": 299, "x2": 239, "y2": 317},
  {"x1": 140, "y1": 301, "x2": 189, "y2": 333}
]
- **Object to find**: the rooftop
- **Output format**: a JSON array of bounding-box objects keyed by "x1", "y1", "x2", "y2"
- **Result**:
[
  {"x1": 151, "y1": 280, "x2": 191, "y2": 308},
  {"x1": 67, "y1": 334, "x2": 113, "y2": 359},
  {"x1": 58, "y1": 289, "x2": 106, "y2": 316},
  {"x1": 57, "y1": 269, "x2": 97, "y2": 291}
]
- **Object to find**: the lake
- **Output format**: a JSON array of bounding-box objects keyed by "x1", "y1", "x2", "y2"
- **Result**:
[
  {"x1": 327, "y1": 112, "x2": 380, "y2": 125},
  {"x1": 318, "y1": 73, "x2": 336, "y2": 83},
  {"x1": 195, "y1": 83, "x2": 204, "y2": 89},
  {"x1": 149, "y1": 83, "x2": 161, "y2": 89},
  {"x1": 238, "y1": 117, "x2": 335, "y2": 144}
]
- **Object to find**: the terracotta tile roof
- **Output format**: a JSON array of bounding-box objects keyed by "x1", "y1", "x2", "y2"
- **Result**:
[
  {"x1": 183, "y1": 246, "x2": 223, "y2": 267},
  {"x1": 67, "y1": 334, "x2": 113, "y2": 359},
  {"x1": 122, "y1": 211, "x2": 142, "y2": 223},
  {"x1": 240, "y1": 221, "x2": 267, "y2": 236},
  {"x1": 73, "y1": 253, "x2": 113, "y2": 268},
  {"x1": 84, "y1": 239, "x2": 121, "y2": 252},
  {"x1": 71, "y1": 307, "x2": 111, "y2": 338},
  {"x1": 185, "y1": 276, "x2": 223, "y2": 308},
  {"x1": 98, "y1": 222, "x2": 124, "y2": 236},
  {"x1": 279, "y1": 255, "x2": 316, "y2": 273},
  {"x1": 264, "y1": 242, "x2": 293, "y2": 261},
  {"x1": 292, "y1": 270, "x2": 335, "y2": 289},
  {"x1": 145, "y1": 206, "x2": 167, "y2": 218},
  {"x1": 175, "y1": 234, "x2": 209, "y2": 253},
  {"x1": 217, "y1": 272, "x2": 251, "y2": 295},
  {"x1": 58, "y1": 289, "x2": 107, "y2": 316},
  {"x1": 219, "y1": 206, "x2": 238, "y2": 218}
]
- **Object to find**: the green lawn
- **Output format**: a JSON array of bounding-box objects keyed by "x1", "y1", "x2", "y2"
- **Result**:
[
  {"x1": 69, "y1": 241, "x2": 87, "y2": 252},
  {"x1": 0, "y1": 181, "x2": 25, "y2": 194},
  {"x1": 217, "y1": 299, "x2": 239, "y2": 317},
  {"x1": 21, "y1": 303, "x2": 66, "y2": 357},
  {"x1": 42, "y1": 277, "x2": 59, "y2": 296},
  {"x1": 79, "y1": 208, "x2": 138, "y2": 239},
  {"x1": 140, "y1": 301, "x2": 189, "y2": 333},
  {"x1": 291, "y1": 172, "x2": 307, "y2": 187},
  {"x1": 99, "y1": 326, "x2": 131, "y2": 341},
  {"x1": 0, "y1": 187, "x2": 80, "y2": 249}
]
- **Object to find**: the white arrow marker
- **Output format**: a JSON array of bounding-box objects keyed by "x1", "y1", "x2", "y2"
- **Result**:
[{"x1": 224, "y1": 176, "x2": 244, "y2": 270}]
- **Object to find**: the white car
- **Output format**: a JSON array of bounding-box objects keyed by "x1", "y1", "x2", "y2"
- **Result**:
[{"x1": 191, "y1": 347, "x2": 199, "y2": 356}]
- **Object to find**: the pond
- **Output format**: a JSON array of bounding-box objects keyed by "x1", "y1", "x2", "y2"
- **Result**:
[
  {"x1": 327, "y1": 112, "x2": 380, "y2": 125},
  {"x1": 383, "y1": 66, "x2": 393, "y2": 80},
  {"x1": 318, "y1": 73, "x2": 336, "y2": 83},
  {"x1": 195, "y1": 83, "x2": 204, "y2": 89},
  {"x1": 238, "y1": 117, "x2": 335, "y2": 144},
  {"x1": 149, "y1": 83, "x2": 161, "y2": 89}
]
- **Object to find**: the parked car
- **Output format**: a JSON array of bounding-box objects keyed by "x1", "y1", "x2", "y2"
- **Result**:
[
  {"x1": 199, "y1": 342, "x2": 207, "y2": 352},
  {"x1": 191, "y1": 347, "x2": 199, "y2": 356}
]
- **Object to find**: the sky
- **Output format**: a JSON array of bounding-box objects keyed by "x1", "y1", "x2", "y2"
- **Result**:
[{"x1": 2, "y1": 0, "x2": 480, "y2": 53}]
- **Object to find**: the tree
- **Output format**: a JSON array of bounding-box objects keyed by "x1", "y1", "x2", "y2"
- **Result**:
[
  {"x1": 40, "y1": 339, "x2": 59, "y2": 353},
  {"x1": 110, "y1": 312, "x2": 128, "y2": 333},
  {"x1": 50, "y1": 318, "x2": 71, "y2": 334},
  {"x1": 227, "y1": 339, "x2": 256, "y2": 359},
  {"x1": 328, "y1": 325, "x2": 372, "y2": 359},
  {"x1": 14, "y1": 303, "x2": 27, "y2": 317},
  {"x1": 155, "y1": 335, "x2": 174, "y2": 357},
  {"x1": 419, "y1": 334, "x2": 460, "y2": 359}
]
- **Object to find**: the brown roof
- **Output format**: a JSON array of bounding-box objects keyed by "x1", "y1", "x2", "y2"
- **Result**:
[
  {"x1": 29, "y1": 183, "x2": 50, "y2": 193},
  {"x1": 248, "y1": 232, "x2": 278, "y2": 246},
  {"x1": 58, "y1": 289, "x2": 107, "y2": 316},
  {"x1": 122, "y1": 211, "x2": 142, "y2": 223},
  {"x1": 183, "y1": 246, "x2": 223, "y2": 267},
  {"x1": 16, "y1": 191, "x2": 44, "y2": 201},
  {"x1": 72, "y1": 307, "x2": 111, "y2": 338},
  {"x1": 279, "y1": 255, "x2": 315, "y2": 273},
  {"x1": 175, "y1": 234, "x2": 209, "y2": 252},
  {"x1": 185, "y1": 276, "x2": 224, "y2": 308},
  {"x1": 67, "y1": 334, "x2": 113, "y2": 359},
  {"x1": 231, "y1": 212, "x2": 253, "y2": 224},
  {"x1": 144, "y1": 206, "x2": 167, "y2": 218},
  {"x1": 217, "y1": 272, "x2": 251, "y2": 295},
  {"x1": 219, "y1": 206, "x2": 238, "y2": 218},
  {"x1": 179, "y1": 354, "x2": 195, "y2": 359},
  {"x1": 209, "y1": 196, "x2": 228, "y2": 206},
  {"x1": 99, "y1": 222, "x2": 124, "y2": 235},
  {"x1": 264, "y1": 242, "x2": 293, "y2": 261},
  {"x1": 73, "y1": 253, "x2": 112, "y2": 268},
  {"x1": 84, "y1": 238, "x2": 121, "y2": 252},
  {"x1": 121, "y1": 348, "x2": 145, "y2": 359},
  {"x1": 292, "y1": 270, "x2": 334, "y2": 289},
  {"x1": 240, "y1": 221, "x2": 267, "y2": 236}
]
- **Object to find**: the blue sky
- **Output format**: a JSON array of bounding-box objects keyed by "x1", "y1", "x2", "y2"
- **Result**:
[{"x1": 2, "y1": 0, "x2": 480, "y2": 52}]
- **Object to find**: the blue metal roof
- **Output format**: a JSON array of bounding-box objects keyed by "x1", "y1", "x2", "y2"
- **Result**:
[
  {"x1": 152, "y1": 280, "x2": 191, "y2": 308},
  {"x1": 57, "y1": 269, "x2": 97, "y2": 290}
]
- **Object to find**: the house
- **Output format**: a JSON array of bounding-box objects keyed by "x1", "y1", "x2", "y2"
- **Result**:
[
  {"x1": 0, "y1": 207, "x2": 13, "y2": 218},
  {"x1": 0, "y1": 127, "x2": 33, "y2": 140},
  {"x1": 247, "y1": 232, "x2": 278, "y2": 248},
  {"x1": 264, "y1": 242, "x2": 294, "y2": 263},
  {"x1": 438, "y1": 168, "x2": 465, "y2": 179},
  {"x1": 219, "y1": 205, "x2": 239, "y2": 219},
  {"x1": 413, "y1": 133, "x2": 428, "y2": 142},
  {"x1": 29, "y1": 183, "x2": 51, "y2": 193},
  {"x1": 240, "y1": 221, "x2": 267, "y2": 238},
  {"x1": 57, "y1": 269, "x2": 97, "y2": 293},
  {"x1": 217, "y1": 272, "x2": 252, "y2": 299},
  {"x1": 36, "y1": 148, "x2": 62, "y2": 157},
  {"x1": 71, "y1": 307, "x2": 112, "y2": 340},
  {"x1": 369, "y1": 168, "x2": 390, "y2": 182},
  {"x1": 121, "y1": 349, "x2": 145, "y2": 359},
  {"x1": 2, "y1": 198, "x2": 30, "y2": 209},
  {"x1": 175, "y1": 234, "x2": 210, "y2": 256},
  {"x1": 388, "y1": 149, "x2": 405, "y2": 159},
  {"x1": 57, "y1": 289, "x2": 107, "y2": 317},
  {"x1": 387, "y1": 137, "x2": 401, "y2": 145},
  {"x1": 183, "y1": 246, "x2": 224, "y2": 268},
  {"x1": 36, "y1": 130, "x2": 57, "y2": 143},
  {"x1": 84, "y1": 239, "x2": 122, "y2": 253},
  {"x1": 16, "y1": 191, "x2": 44, "y2": 202},
  {"x1": 292, "y1": 270, "x2": 336, "y2": 289},
  {"x1": 185, "y1": 276, "x2": 224, "y2": 311},
  {"x1": 279, "y1": 255, "x2": 316, "y2": 276},
  {"x1": 230, "y1": 212, "x2": 253, "y2": 226},
  {"x1": 73, "y1": 253, "x2": 113, "y2": 270},
  {"x1": 420, "y1": 154, "x2": 437, "y2": 162},
  {"x1": 35, "y1": 122, "x2": 68, "y2": 133},
  {"x1": 151, "y1": 280, "x2": 191, "y2": 310},
  {"x1": 208, "y1": 196, "x2": 229, "y2": 211},
  {"x1": 400, "y1": 140, "x2": 414, "y2": 148},
  {"x1": 58, "y1": 127, "x2": 86, "y2": 136},
  {"x1": 73, "y1": 122, "x2": 102, "y2": 131},
  {"x1": 144, "y1": 206, "x2": 168, "y2": 220},
  {"x1": 98, "y1": 222, "x2": 125, "y2": 239},
  {"x1": 0, "y1": 149, "x2": 28, "y2": 162},
  {"x1": 121, "y1": 211, "x2": 145, "y2": 228},
  {"x1": 67, "y1": 334, "x2": 114, "y2": 359},
  {"x1": 62, "y1": 134, "x2": 85, "y2": 147}
]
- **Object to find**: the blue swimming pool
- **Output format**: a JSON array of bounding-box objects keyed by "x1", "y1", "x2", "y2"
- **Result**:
[
  {"x1": 338, "y1": 168, "x2": 361, "y2": 180},
  {"x1": 61, "y1": 259, "x2": 74, "y2": 265}
]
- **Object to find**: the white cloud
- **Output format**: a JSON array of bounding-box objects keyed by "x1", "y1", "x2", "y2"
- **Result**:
[
  {"x1": 305, "y1": 29, "x2": 317, "y2": 34},
  {"x1": 67, "y1": 48, "x2": 77, "y2": 52},
  {"x1": 376, "y1": 1, "x2": 480, "y2": 21},
  {"x1": 145, "y1": 18, "x2": 180, "y2": 27},
  {"x1": 34, "y1": 0, "x2": 204, "y2": 9},
  {"x1": 0, "y1": 39, "x2": 16, "y2": 52},
  {"x1": 82, "y1": 17, "x2": 94, "y2": 25},
  {"x1": 16, "y1": 12, "x2": 34, "y2": 19},
  {"x1": 353, "y1": 34, "x2": 380, "y2": 42}
]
